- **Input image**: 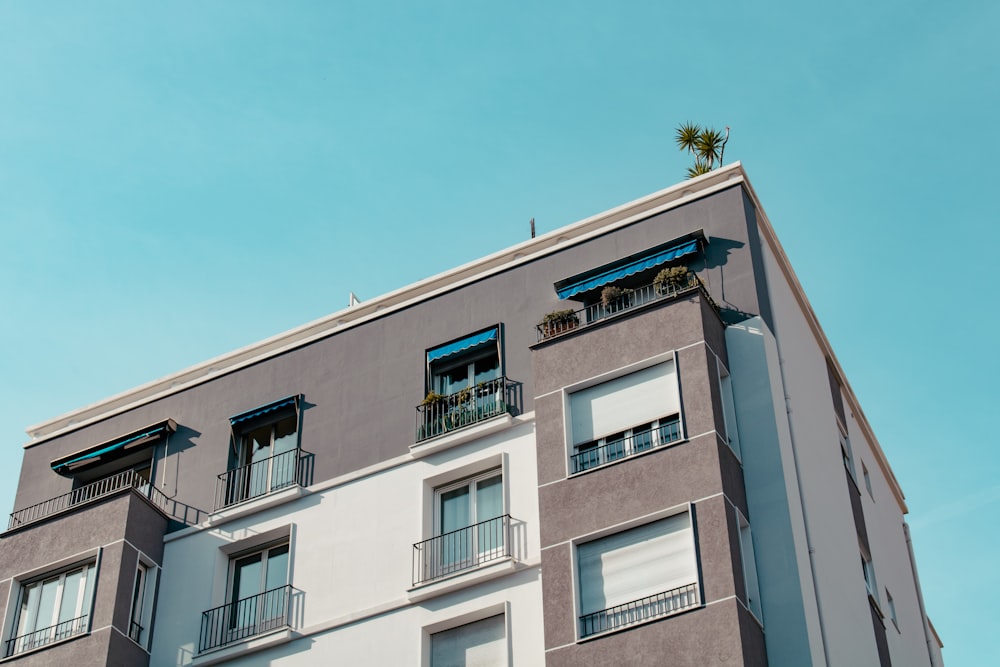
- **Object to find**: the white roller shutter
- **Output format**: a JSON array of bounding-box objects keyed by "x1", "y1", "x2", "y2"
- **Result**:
[
  {"x1": 570, "y1": 361, "x2": 679, "y2": 444},
  {"x1": 578, "y1": 513, "x2": 696, "y2": 615},
  {"x1": 431, "y1": 614, "x2": 506, "y2": 667}
]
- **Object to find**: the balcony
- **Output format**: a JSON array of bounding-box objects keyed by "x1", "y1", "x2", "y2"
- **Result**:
[
  {"x1": 579, "y1": 582, "x2": 699, "y2": 638},
  {"x1": 215, "y1": 448, "x2": 311, "y2": 510},
  {"x1": 5, "y1": 614, "x2": 88, "y2": 657},
  {"x1": 571, "y1": 416, "x2": 682, "y2": 474},
  {"x1": 199, "y1": 585, "x2": 299, "y2": 653},
  {"x1": 536, "y1": 271, "x2": 716, "y2": 342},
  {"x1": 412, "y1": 514, "x2": 513, "y2": 586},
  {"x1": 415, "y1": 377, "x2": 518, "y2": 443},
  {"x1": 7, "y1": 469, "x2": 174, "y2": 531}
]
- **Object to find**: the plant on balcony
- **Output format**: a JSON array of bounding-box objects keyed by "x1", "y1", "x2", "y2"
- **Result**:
[
  {"x1": 654, "y1": 266, "x2": 691, "y2": 295},
  {"x1": 600, "y1": 285, "x2": 632, "y2": 308},
  {"x1": 540, "y1": 309, "x2": 580, "y2": 338},
  {"x1": 421, "y1": 391, "x2": 446, "y2": 406}
]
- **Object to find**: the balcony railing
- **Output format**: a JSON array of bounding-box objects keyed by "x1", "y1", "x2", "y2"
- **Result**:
[
  {"x1": 415, "y1": 377, "x2": 516, "y2": 443},
  {"x1": 215, "y1": 448, "x2": 307, "y2": 510},
  {"x1": 199, "y1": 585, "x2": 297, "y2": 653},
  {"x1": 7, "y1": 469, "x2": 173, "y2": 531},
  {"x1": 571, "y1": 417, "x2": 682, "y2": 474},
  {"x1": 579, "y1": 582, "x2": 699, "y2": 638},
  {"x1": 129, "y1": 620, "x2": 143, "y2": 644},
  {"x1": 5, "y1": 614, "x2": 88, "y2": 657},
  {"x1": 537, "y1": 272, "x2": 714, "y2": 342},
  {"x1": 413, "y1": 514, "x2": 512, "y2": 586}
]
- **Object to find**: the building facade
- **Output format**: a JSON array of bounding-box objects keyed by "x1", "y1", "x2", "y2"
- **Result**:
[{"x1": 0, "y1": 164, "x2": 944, "y2": 666}]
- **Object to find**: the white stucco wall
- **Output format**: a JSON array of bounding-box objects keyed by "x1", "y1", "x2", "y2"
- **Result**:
[{"x1": 149, "y1": 419, "x2": 543, "y2": 667}]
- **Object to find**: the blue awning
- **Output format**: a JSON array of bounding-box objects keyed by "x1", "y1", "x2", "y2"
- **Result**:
[
  {"x1": 428, "y1": 328, "x2": 498, "y2": 362},
  {"x1": 230, "y1": 396, "x2": 299, "y2": 425},
  {"x1": 555, "y1": 239, "x2": 700, "y2": 300},
  {"x1": 50, "y1": 419, "x2": 176, "y2": 474}
]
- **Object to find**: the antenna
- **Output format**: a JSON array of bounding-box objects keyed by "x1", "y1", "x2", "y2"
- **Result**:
[
  {"x1": 348, "y1": 292, "x2": 361, "y2": 307},
  {"x1": 530, "y1": 218, "x2": 536, "y2": 239}
]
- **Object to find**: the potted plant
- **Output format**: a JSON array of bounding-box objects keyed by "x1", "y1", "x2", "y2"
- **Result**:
[
  {"x1": 540, "y1": 309, "x2": 580, "y2": 338},
  {"x1": 600, "y1": 285, "x2": 633, "y2": 312},
  {"x1": 654, "y1": 266, "x2": 691, "y2": 295}
]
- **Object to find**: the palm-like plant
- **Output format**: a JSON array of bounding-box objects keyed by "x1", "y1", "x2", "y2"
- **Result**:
[{"x1": 675, "y1": 123, "x2": 730, "y2": 178}]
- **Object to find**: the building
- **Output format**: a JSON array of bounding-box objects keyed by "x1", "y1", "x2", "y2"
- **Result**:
[{"x1": 0, "y1": 163, "x2": 944, "y2": 666}]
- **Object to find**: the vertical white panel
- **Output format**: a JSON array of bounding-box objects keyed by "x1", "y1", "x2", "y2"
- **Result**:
[{"x1": 570, "y1": 362, "x2": 679, "y2": 443}]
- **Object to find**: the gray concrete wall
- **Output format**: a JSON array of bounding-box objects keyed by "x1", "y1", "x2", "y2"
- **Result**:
[{"x1": 12, "y1": 185, "x2": 762, "y2": 520}]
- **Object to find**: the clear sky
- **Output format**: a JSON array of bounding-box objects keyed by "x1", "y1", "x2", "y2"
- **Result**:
[{"x1": 1, "y1": 1, "x2": 995, "y2": 663}]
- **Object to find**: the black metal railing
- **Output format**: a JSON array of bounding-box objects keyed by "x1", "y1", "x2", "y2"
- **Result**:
[
  {"x1": 536, "y1": 272, "x2": 711, "y2": 342},
  {"x1": 413, "y1": 514, "x2": 512, "y2": 585},
  {"x1": 7, "y1": 469, "x2": 174, "y2": 531},
  {"x1": 5, "y1": 614, "x2": 88, "y2": 657},
  {"x1": 571, "y1": 417, "x2": 682, "y2": 474},
  {"x1": 129, "y1": 620, "x2": 143, "y2": 644},
  {"x1": 199, "y1": 585, "x2": 297, "y2": 653},
  {"x1": 579, "y1": 583, "x2": 699, "y2": 638},
  {"x1": 216, "y1": 448, "x2": 306, "y2": 510},
  {"x1": 415, "y1": 377, "x2": 515, "y2": 443}
]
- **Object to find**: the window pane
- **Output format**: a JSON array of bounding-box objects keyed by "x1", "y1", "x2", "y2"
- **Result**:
[
  {"x1": 264, "y1": 546, "x2": 289, "y2": 592},
  {"x1": 272, "y1": 415, "x2": 298, "y2": 455},
  {"x1": 233, "y1": 554, "x2": 263, "y2": 602},
  {"x1": 473, "y1": 356, "x2": 499, "y2": 384},
  {"x1": 57, "y1": 569, "x2": 84, "y2": 624},
  {"x1": 431, "y1": 615, "x2": 506, "y2": 667},
  {"x1": 35, "y1": 578, "x2": 59, "y2": 630},
  {"x1": 440, "y1": 487, "x2": 471, "y2": 533},
  {"x1": 475, "y1": 476, "x2": 503, "y2": 523}
]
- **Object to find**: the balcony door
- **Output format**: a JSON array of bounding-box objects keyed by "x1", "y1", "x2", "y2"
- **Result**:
[
  {"x1": 434, "y1": 471, "x2": 504, "y2": 573},
  {"x1": 235, "y1": 414, "x2": 298, "y2": 501},
  {"x1": 228, "y1": 544, "x2": 289, "y2": 636}
]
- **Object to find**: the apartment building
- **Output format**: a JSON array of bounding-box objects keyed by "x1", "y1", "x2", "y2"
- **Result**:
[{"x1": 0, "y1": 163, "x2": 944, "y2": 666}]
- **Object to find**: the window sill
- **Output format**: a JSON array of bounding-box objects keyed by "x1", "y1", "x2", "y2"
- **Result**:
[
  {"x1": 192, "y1": 628, "x2": 292, "y2": 666},
  {"x1": 206, "y1": 486, "x2": 307, "y2": 526},
  {"x1": 407, "y1": 557, "x2": 518, "y2": 603},
  {"x1": 410, "y1": 414, "x2": 514, "y2": 459}
]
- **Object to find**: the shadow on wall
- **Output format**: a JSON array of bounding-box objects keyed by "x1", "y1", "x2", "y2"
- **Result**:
[
  {"x1": 696, "y1": 236, "x2": 756, "y2": 326},
  {"x1": 158, "y1": 425, "x2": 209, "y2": 528}
]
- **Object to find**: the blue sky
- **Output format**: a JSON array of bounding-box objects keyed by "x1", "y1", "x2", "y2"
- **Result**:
[{"x1": 0, "y1": 1, "x2": 995, "y2": 663}]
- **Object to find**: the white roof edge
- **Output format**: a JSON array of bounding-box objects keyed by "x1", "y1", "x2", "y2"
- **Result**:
[{"x1": 737, "y1": 172, "x2": 910, "y2": 515}]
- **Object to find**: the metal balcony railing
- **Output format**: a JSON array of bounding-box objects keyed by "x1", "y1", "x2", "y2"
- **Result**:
[
  {"x1": 415, "y1": 377, "x2": 515, "y2": 443},
  {"x1": 4, "y1": 614, "x2": 88, "y2": 657},
  {"x1": 536, "y1": 272, "x2": 713, "y2": 342},
  {"x1": 412, "y1": 514, "x2": 512, "y2": 586},
  {"x1": 579, "y1": 582, "x2": 699, "y2": 638},
  {"x1": 7, "y1": 469, "x2": 173, "y2": 531},
  {"x1": 215, "y1": 448, "x2": 306, "y2": 510},
  {"x1": 571, "y1": 417, "x2": 682, "y2": 474},
  {"x1": 199, "y1": 585, "x2": 297, "y2": 653}
]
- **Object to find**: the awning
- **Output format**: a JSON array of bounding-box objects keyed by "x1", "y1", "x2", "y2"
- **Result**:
[
  {"x1": 50, "y1": 419, "x2": 177, "y2": 474},
  {"x1": 555, "y1": 237, "x2": 701, "y2": 300},
  {"x1": 230, "y1": 396, "x2": 299, "y2": 425},
  {"x1": 428, "y1": 327, "x2": 498, "y2": 362}
]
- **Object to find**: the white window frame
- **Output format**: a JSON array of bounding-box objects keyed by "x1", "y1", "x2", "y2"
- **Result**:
[
  {"x1": 8, "y1": 560, "x2": 97, "y2": 657},
  {"x1": 424, "y1": 469, "x2": 507, "y2": 578},
  {"x1": 862, "y1": 553, "x2": 879, "y2": 604},
  {"x1": 128, "y1": 559, "x2": 159, "y2": 650},
  {"x1": 224, "y1": 541, "x2": 291, "y2": 640}
]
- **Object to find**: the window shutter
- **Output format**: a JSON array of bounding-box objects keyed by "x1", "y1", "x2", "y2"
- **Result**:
[
  {"x1": 431, "y1": 614, "x2": 506, "y2": 667},
  {"x1": 570, "y1": 362, "x2": 679, "y2": 444},
  {"x1": 578, "y1": 514, "x2": 695, "y2": 614}
]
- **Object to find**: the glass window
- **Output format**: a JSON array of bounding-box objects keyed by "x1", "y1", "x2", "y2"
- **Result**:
[
  {"x1": 129, "y1": 562, "x2": 158, "y2": 648},
  {"x1": 229, "y1": 543, "x2": 290, "y2": 636},
  {"x1": 225, "y1": 412, "x2": 300, "y2": 506},
  {"x1": 736, "y1": 512, "x2": 762, "y2": 620},
  {"x1": 9, "y1": 562, "x2": 96, "y2": 657}
]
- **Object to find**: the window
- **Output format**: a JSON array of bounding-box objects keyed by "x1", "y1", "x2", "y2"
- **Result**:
[
  {"x1": 577, "y1": 513, "x2": 698, "y2": 638},
  {"x1": 717, "y1": 362, "x2": 741, "y2": 458},
  {"x1": 129, "y1": 561, "x2": 158, "y2": 648},
  {"x1": 7, "y1": 561, "x2": 96, "y2": 657},
  {"x1": 736, "y1": 511, "x2": 762, "y2": 621},
  {"x1": 223, "y1": 397, "x2": 301, "y2": 507},
  {"x1": 200, "y1": 541, "x2": 291, "y2": 652},
  {"x1": 430, "y1": 614, "x2": 506, "y2": 667},
  {"x1": 885, "y1": 589, "x2": 900, "y2": 632},
  {"x1": 418, "y1": 328, "x2": 507, "y2": 441},
  {"x1": 427, "y1": 327, "x2": 501, "y2": 397},
  {"x1": 862, "y1": 462, "x2": 874, "y2": 499},
  {"x1": 862, "y1": 554, "x2": 878, "y2": 602},
  {"x1": 569, "y1": 361, "x2": 681, "y2": 473},
  {"x1": 841, "y1": 433, "x2": 856, "y2": 481},
  {"x1": 415, "y1": 470, "x2": 508, "y2": 584}
]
